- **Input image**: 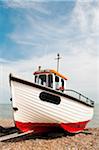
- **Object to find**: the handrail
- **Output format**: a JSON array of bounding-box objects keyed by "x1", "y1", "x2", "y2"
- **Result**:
[{"x1": 65, "y1": 89, "x2": 94, "y2": 106}]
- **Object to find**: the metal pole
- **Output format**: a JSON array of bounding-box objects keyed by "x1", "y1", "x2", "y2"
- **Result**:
[{"x1": 55, "y1": 53, "x2": 61, "y2": 72}]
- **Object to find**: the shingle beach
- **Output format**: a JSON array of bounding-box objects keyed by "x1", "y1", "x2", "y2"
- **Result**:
[{"x1": 0, "y1": 119, "x2": 99, "y2": 150}]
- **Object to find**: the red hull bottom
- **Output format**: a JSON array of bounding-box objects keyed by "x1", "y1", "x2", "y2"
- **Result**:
[{"x1": 15, "y1": 120, "x2": 89, "y2": 133}]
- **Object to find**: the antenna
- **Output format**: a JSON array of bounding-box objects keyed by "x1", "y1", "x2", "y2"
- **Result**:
[{"x1": 55, "y1": 53, "x2": 61, "y2": 72}]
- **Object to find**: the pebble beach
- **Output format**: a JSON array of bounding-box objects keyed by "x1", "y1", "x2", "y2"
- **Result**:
[{"x1": 0, "y1": 119, "x2": 99, "y2": 150}]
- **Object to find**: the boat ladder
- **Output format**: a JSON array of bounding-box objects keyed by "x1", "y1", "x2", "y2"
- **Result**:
[{"x1": 0, "y1": 130, "x2": 33, "y2": 142}]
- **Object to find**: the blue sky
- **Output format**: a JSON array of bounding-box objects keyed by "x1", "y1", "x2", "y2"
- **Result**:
[
  {"x1": 0, "y1": 1, "x2": 75, "y2": 60},
  {"x1": 0, "y1": 0, "x2": 99, "y2": 104}
]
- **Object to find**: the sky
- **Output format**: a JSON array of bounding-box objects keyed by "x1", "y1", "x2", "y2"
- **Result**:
[{"x1": 0, "y1": 0, "x2": 99, "y2": 104}]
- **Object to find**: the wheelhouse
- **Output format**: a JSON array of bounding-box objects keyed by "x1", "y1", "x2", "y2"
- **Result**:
[{"x1": 33, "y1": 69, "x2": 68, "y2": 92}]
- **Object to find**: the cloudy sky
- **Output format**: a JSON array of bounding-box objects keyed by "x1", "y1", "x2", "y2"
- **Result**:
[{"x1": 0, "y1": 0, "x2": 99, "y2": 104}]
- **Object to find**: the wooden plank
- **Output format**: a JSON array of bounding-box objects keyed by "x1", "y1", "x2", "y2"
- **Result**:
[{"x1": 0, "y1": 130, "x2": 33, "y2": 142}]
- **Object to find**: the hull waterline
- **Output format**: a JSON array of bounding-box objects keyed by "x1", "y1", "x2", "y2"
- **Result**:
[{"x1": 15, "y1": 120, "x2": 90, "y2": 133}]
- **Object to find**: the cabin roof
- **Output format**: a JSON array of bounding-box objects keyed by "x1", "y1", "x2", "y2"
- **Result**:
[{"x1": 33, "y1": 69, "x2": 68, "y2": 80}]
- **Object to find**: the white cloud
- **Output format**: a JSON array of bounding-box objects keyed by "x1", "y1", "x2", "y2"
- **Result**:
[
  {"x1": 92, "y1": 6, "x2": 99, "y2": 33},
  {"x1": 3, "y1": 0, "x2": 51, "y2": 15},
  {"x1": 72, "y1": 0, "x2": 99, "y2": 34},
  {"x1": 7, "y1": 0, "x2": 99, "y2": 57},
  {"x1": 4, "y1": 0, "x2": 33, "y2": 8}
]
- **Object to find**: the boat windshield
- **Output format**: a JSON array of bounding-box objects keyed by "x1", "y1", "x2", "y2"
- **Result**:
[
  {"x1": 39, "y1": 75, "x2": 46, "y2": 86},
  {"x1": 55, "y1": 75, "x2": 59, "y2": 90},
  {"x1": 48, "y1": 74, "x2": 53, "y2": 88},
  {"x1": 35, "y1": 74, "x2": 53, "y2": 88}
]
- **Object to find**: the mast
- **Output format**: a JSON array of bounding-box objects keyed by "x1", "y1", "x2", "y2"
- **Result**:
[{"x1": 55, "y1": 53, "x2": 61, "y2": 72}]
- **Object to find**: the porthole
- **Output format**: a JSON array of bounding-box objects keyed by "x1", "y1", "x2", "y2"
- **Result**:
[{"x1": 39, "y1": 92, "x2": 61, "y2": 105}]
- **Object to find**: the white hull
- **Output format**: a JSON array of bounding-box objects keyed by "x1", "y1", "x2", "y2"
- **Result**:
[{"x1": 10, "y1": 75, "x2": 94, "y2": 133}]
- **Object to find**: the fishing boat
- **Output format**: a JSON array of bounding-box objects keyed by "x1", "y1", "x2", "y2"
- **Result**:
[{"x1": 9, "y1": 54, "x2": 94, "y2": 134}]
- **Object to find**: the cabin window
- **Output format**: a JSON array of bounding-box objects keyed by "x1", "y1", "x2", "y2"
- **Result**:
[
  {"x1": 61, "y1": 79, "x2": 64, "y2": 87},
  {"x1": 35, "y1": 75, "x2": 38, "y2": 83},
  {"x1": 55, "y1": 76, "x2": 59, "y2": 90},
  {"x1": 48, "y1": 74, "x2": 53, "y2": 88},
  {"x1": 60, "y1": 79, "x2": 64, "y2": 92},
  {"x1": 39, "y1": 75, "x2": 46, "y2": 86},
  {"x1": 39, "y1": 92, "x2": 61, "y2": 105}
]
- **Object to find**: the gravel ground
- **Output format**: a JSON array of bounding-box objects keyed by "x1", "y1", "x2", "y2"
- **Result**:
[{"x1": 0, "y1": 119, "x2": 99, "y2": 150}]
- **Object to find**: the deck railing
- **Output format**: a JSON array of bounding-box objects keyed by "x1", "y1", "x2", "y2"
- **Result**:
[{"x1": 65, "y1": 89, "x2": 94, "y2": 107}]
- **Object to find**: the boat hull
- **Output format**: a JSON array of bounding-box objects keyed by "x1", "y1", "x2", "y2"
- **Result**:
[
  {"x1": 15, "y1": 120, "x2": 89, "y2": 133},
  {"x1": 10, "y1": 75, "x2": 94, "y2": 133}
]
